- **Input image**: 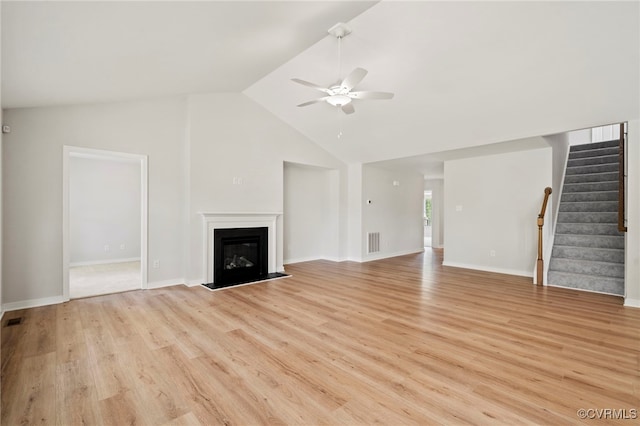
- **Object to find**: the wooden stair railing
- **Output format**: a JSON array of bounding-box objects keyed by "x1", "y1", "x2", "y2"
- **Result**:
[
  {"x1": 618, "y1": 122, "x2": 628, "y2": 232},
  {"x1": 537, "y1": 187, "x2": 552, "y2": 286}
]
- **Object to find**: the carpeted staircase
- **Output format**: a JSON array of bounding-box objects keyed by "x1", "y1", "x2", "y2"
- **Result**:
[{"x1": 548, "y1": 139, "x2": 625, "y2": 296}]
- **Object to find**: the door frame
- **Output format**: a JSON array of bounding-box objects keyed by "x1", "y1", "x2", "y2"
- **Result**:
[{"x1": 62, "y1": 146, "x2": 148, "y2": 300}]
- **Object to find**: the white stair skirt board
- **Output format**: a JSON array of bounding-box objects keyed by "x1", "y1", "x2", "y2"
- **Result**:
[
  {"x1": 442, "y1": 261, "x2": 533, "y2": 278},
  {"x1": 624, "y1": 298, "x2": 640, "y2": 308},
  {"x1": 70, "y1": 261, "x2": 141, "y2": 299}
]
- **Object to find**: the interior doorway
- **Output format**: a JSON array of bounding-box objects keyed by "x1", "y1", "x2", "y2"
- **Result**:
[
  {"x1": 424, "y1": 190, "x2": 433, "y2": 247},
  {"x1": 63, "y1": 146, "x2": 148, "y2": 299}
]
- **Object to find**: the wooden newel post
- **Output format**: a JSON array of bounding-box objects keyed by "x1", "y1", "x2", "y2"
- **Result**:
[{"x1": 537, "y1": 187, "x2": 552, "y2": 286}]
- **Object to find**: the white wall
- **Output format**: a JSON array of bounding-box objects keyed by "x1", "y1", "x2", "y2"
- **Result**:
[
  {"x1": 185, "y1": 93, "x2": 346, "y2": 283},
  {"x1": 361, "y1": 165, "x2": 424, "y2": 261},
  {"x1": 2, "y1": 98, "x2": 187, "y2": 307},
  {"x1": 69, "y1": 156, "x2": 141, "y2": 265},
  {"x1": 424, "y1": 179, "x2": 444, "y2": 248},
  {"x1": 0, "y1": 5, "x2": 3, "y2": 318},
  {"x1": 568, "y1": 128, "x2": 591, "y2": 146},
  {"x1": 625, "y1": 119, "x2": 640, "y2": 307},
  {"x1": 283, "y1": 163, "x2": 339, "y2": 264},
  {"x1": 347, "y1": 163, "x2": 363, "y2": 261},
  {"x1": 443, "y1": 147, "x2": 552, "y2": 276}
]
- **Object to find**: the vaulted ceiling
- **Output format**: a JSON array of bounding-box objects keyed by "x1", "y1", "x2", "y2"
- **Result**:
[{"x1": 3, "y1": 1, "x2": 639, "y2": 172}]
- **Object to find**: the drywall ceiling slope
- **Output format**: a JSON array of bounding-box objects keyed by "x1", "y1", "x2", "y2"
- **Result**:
[
  {"x1": 244, "y1": 1, "x2": 639, "y2": 164},
  {"x1": 1, "y1": 1, "x2": 377, "y2": 108},
  {"x1": 368, "y1": 136, "x2": 550, "y2": 178}
]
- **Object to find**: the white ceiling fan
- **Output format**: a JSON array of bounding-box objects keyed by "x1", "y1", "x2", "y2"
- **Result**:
[{"x1": 292, "y1": 23, "x2": 394, "y2": 115}]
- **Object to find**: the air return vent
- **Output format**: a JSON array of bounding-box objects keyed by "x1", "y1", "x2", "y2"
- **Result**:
[
  {"x1": 5, "y1": 317, "x2": 22, "y2": 327},
  {"x1": 367, "y1": 232, "x2": 380, "y2": 254}
]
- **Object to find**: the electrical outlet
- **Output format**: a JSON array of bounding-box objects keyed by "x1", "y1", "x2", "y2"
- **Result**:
[
  {"x1": 152, "y1": 260, "x2": 160, "y2": 268},
  {"x1": 490, "y1": 250, "x2": 496, "y2": 257},
  {"x1": 120, "y1": 244, "x2": 125, "y2": 250},
  {"x1": 104, "y1": 245, "x2": 110, "y2": 252},
  {"x1": 455, "y1": 205, "x2": 463, "y2": 212}
]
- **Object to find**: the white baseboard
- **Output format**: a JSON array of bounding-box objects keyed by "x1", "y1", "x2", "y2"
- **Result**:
[
  {"x1": 146, "y1": 278, "x2": 185, "y2": 289},
  {"x1": 623, "y1": 298, "x2": 640, "y2": 308},
  {"x1": 70, "y1": 257, "x2": 141, "y2": 267},
  {"x1": 362, "y1": 248, "x2": 424, "y2": 263},
  {"x1": 322, "y1": 256, "x2": 346, "y2": 263},
  {"x1": 284, "y1": 256, "x2": 323, "y2": 265},
  {"x1": 2, "y1": 295, "x2": 66, "y2": 312},
  {"x1": 185, "y1": 278, "x2": 205, "y2": 287},
  {"x1": 442, "y1": 261, "x2": 533, "y2": 278}
]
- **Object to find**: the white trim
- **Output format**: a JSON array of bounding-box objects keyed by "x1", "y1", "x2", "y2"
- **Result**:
[
  {"x1": 548, "y1": 283, "x2": 624, "y2": 298},
  {"x1": 543, "y1": 146, "x2": 570, "y2": 284},
  {"x1": 284, "y1": 256, "x2": 348, "y2": 265},
  {"x1": 147, "y1": 279, "x2": 185, "y2": 289},
  {"x1": 362, "y1": 248, "x2": 424, "y2": 263},
  {"x1": 200, "y1": 212, "x2": 283, "y2": 283},
  {"x1": 623, "y1": 298, "x2": 640, "y2": 308},
  {"x1": 322, "y1": 256, "x2": 346, "y2": 263},
  {"x1": 185, "y1": 279, "x2": 205, "y2": 287},
  {"x1": 284, "y1": 256, "x2": 323, "y2": 265},
  {"x1": 442, "y1": 261, "x2": 533, "y2": 278},
  {"x1": 69, "y1": 257, "x2": 141, "y2": 267},
  {"x1": 2, "y1": 296, "x2": 66, "y2": 312},
  {"x1": 0, "y1": 311, "x2": 4, "y2": 321},
  {"x1": 278, "y1": 256, "x2": 348, "y2": 264},
  {"x1": 63, "y1": 146, "x2": 148, "y2": 301}
]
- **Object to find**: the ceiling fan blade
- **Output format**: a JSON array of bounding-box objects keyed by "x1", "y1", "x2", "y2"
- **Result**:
[
  {"x1": 340, "y1": 68, "x2": 368, "y2": 91},
  {"x1": 297, "y1": 97, "x2": 329, "y2": 107},
  {"x1": 348, "y1": 91, "x2": 394, "y2": 100},
  {"x1": 291, "y1": 78, "x2": 331, "y2": 94},
  {"x1": 341, "y1": 103, "x2": 355, "y2": 115}
]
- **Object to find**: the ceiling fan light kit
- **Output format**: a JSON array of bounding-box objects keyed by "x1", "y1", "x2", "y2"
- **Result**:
[{"x1": 292, "y1": 23, "x2": 394, "y2": 115}]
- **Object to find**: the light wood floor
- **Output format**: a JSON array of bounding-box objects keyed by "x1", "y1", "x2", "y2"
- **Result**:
[{"x1": 2, "y1": 250, "x2": 639, "y2": 425}]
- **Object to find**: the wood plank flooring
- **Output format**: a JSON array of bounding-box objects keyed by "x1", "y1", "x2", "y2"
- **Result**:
[{"x1": 2, "y1": 249, "x2": 639, "y2": 425}]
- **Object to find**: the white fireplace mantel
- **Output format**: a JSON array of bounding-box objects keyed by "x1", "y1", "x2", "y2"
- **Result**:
[{"x1": 200, "y1": 212, "x2": 283, "y2": 283}]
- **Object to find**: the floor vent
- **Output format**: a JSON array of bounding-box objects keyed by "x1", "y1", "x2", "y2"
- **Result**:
[
  {"x1": 5, "y1": 317, "x2": 23, "y2": 327},
  {"x1": 368, "y1": 232, "x2": 380, "y2": 253}
]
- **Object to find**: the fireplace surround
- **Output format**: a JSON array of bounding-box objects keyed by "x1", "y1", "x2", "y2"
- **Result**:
[{"x1": 200, "y1": 212, "x2": 282, "y2": 284}]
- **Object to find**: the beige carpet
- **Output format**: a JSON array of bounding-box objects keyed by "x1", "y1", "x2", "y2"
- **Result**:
[{"x1": 70, "y1": 261, "x2": 141, "y2": 299}]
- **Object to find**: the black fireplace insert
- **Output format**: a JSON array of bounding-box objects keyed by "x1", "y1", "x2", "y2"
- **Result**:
[{"x1": 213, "y1": 227, "x2": 268, "y2": 285}]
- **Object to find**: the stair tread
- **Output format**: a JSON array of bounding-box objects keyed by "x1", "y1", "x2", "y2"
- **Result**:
[
  {"x1": 564, "y1": 180, "x2": 618, "y2": 184},
  {"x1": 563, "y1": 200, "x2": 618, "y2": 204},
  {"x1": 570, "y1": 140, "x2": 620, "y2": 150},
  {"x1": 548, "y1": 270, "x2": 623, "y2": 281},
  {"x1": 563, "y1": 170, "x2": 618, "y2": 175},
  {"x1": 561, "y1": 190, "x2": 618, "y2": 193},
  {"x1": 553, "y1": 244, "x2": 624, "y2": 251},
  {"x1": 554, "y1": 139, "x2": 625, "y2": 295},
  {"x1": 550, "y1": 257, "x2": 624, "y2": 267},
  {"x1": 556, "y1": 230, "x2": 624, "y2": 233},
  {"x1": 556, "y1": 221, "x2": 618, "y2": 224}
]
